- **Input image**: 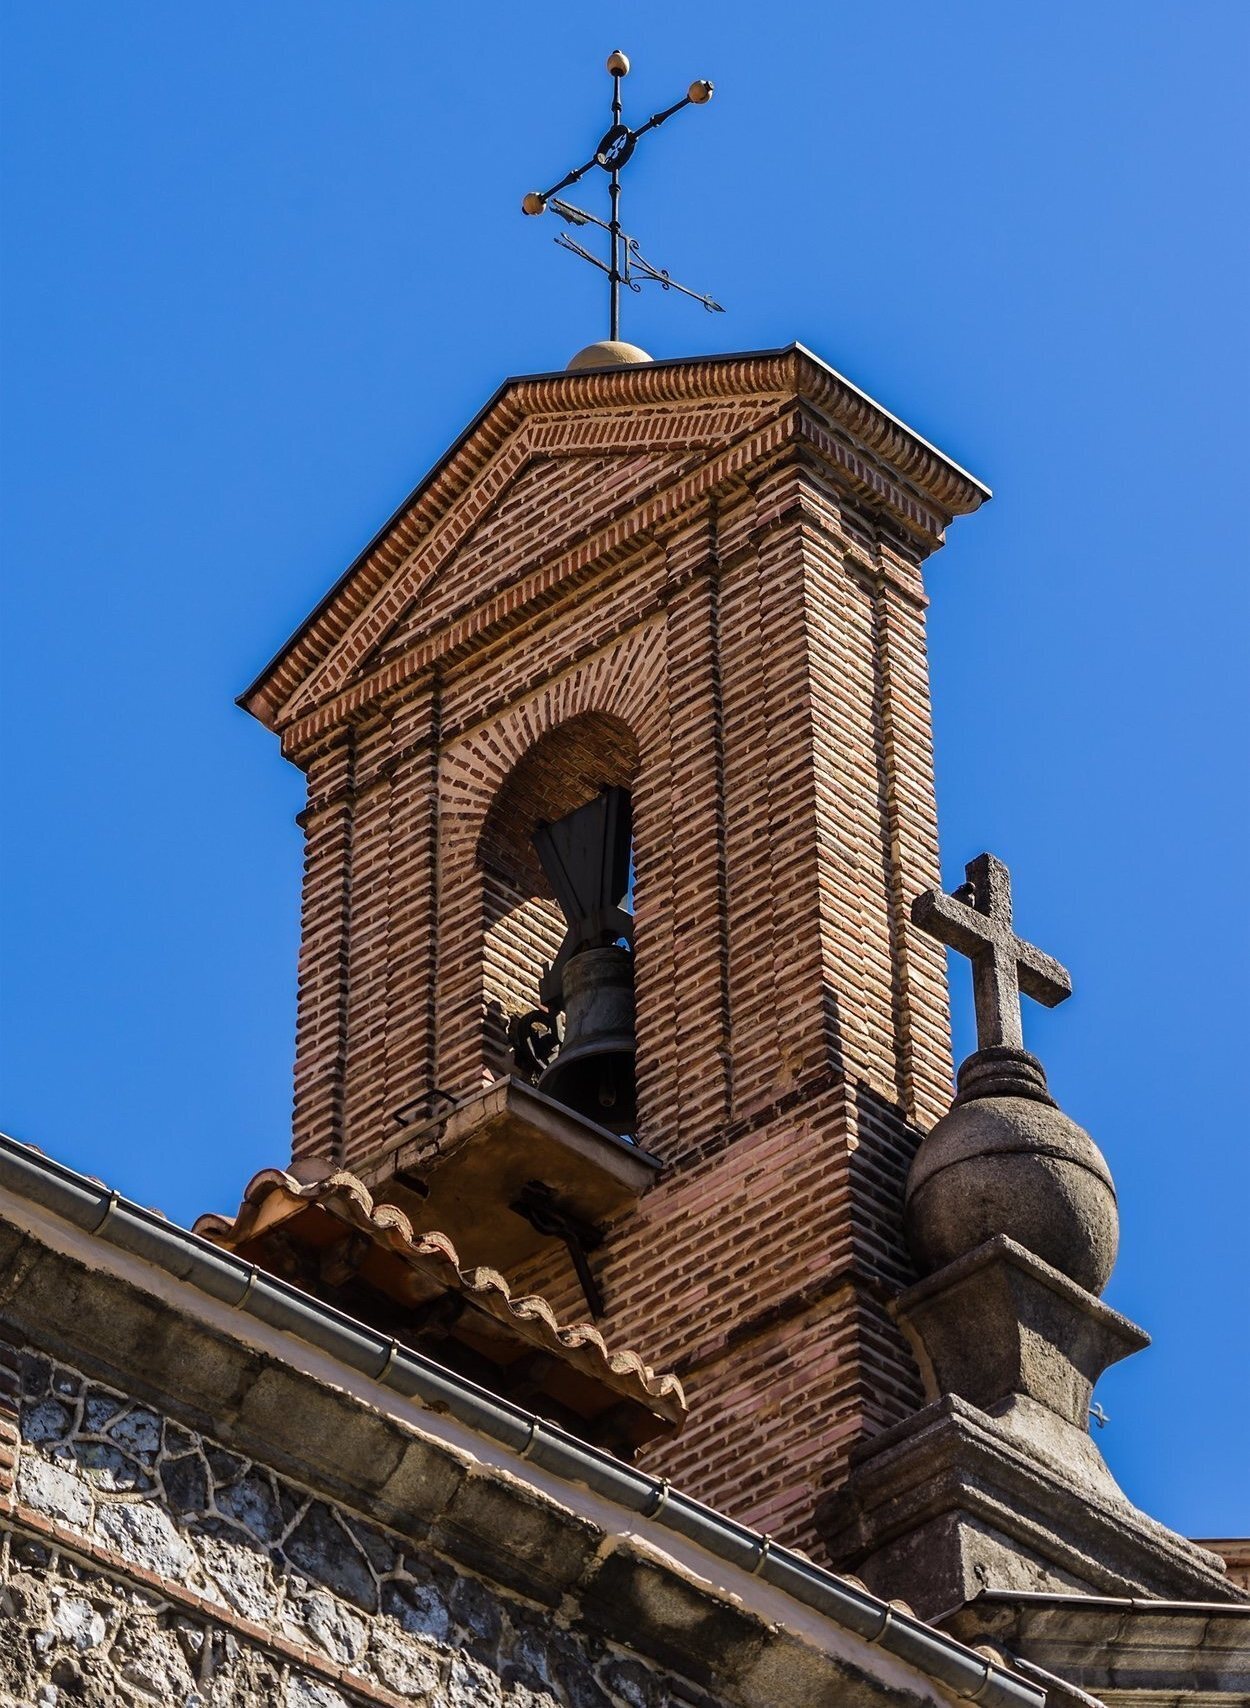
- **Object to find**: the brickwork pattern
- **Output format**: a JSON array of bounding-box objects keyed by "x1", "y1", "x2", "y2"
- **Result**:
[
  {"x1": 1, "y1": 1347, "x2": 716, "y2": 1708},
  {"x1": 255, "y1": 356, "x2": 974, "y2": 1557},
  {"x1": 508, "y1": 1080, "x2": 925, "y2": 1546},
  {"x1": 289, "y1": 462, "x2": 946, "y2": 1163}
]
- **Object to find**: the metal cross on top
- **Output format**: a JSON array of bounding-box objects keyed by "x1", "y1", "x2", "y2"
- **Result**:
[
  {"x1": 912, "y1": 853, "x2": 1073, "y2": 1053},
  {"x1": 521, "y1": 50, "x2": 723, "y2": 342}
]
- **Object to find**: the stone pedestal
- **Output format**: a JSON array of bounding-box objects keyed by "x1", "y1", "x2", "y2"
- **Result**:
[
  {"x1": 896, "y1": 1233, "x2": 1145, "y2": 1437},
  {"x1": 819, "y1": 1235, "x2": 1239, "y2": 1618}
]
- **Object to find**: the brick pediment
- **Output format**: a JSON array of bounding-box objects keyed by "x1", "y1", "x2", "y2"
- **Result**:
[
  {"x1": 243, "y1": 346, "x2": 989, "y2": 740},
  {"x1": 259, "y1": 401, "x2": 788, "y2": 739},
  {"x1": 320, "y1": 436, "x2": 721, "y2": 698}
]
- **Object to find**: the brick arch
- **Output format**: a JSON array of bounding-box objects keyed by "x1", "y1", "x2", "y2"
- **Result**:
[
  {"x1": 477, "y1": 712, "x2": 640, "y2": 897},
  {"x1": 438, "y1": 622, "x2": 667, "y2": 852},
  {"x1": 435, "y1": 623, "x2": 675, "y2": 1113},
  {"x1": 476, "y1": 712, "x2": 640, "y2": 1076}
]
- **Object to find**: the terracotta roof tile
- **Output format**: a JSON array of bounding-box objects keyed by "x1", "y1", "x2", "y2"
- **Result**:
[{"x1": 194, "y1": 1167, "x2": 684, "y2": 1445}]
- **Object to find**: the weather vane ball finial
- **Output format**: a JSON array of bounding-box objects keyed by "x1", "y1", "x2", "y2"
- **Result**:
[{"x1": 521, "y1": 51, "x2": 722, "y2": 344}]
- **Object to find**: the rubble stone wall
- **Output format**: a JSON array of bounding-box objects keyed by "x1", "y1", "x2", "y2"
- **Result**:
[{"x1": 0, "y1": 1343, "x2": 713, "y2": 1708}]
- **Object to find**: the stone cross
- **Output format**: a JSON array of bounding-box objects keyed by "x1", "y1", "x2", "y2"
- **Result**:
[{"x1": 912, "y1": 852, "x2": 1072, "y2": 1051}]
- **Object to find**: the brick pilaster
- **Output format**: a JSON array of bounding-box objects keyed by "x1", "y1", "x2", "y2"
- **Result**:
[
  {"x1": 660, "y1": 510, "x2": 732, "y2": 1141},
  {"x1": 872, "y1": 551, "x2": 954, "y2": 1130},
  {"x1": 292, "y1": 732, "x2": 355, "y2": 1164},
  {"x1": 382, "y1": 682, "x2": 442, "y2": 1129}
]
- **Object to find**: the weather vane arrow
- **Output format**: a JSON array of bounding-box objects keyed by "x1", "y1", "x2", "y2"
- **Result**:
[{"x1": 521, "y1": 50, "x2": 723, "y2": 343}]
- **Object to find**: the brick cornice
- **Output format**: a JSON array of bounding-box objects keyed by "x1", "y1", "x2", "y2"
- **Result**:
[{"x1": 243, "y1": 345, "x2": 987, "y2": 734}]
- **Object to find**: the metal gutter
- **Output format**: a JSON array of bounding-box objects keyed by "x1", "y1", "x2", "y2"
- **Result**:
[
  {"x1": 972, "y1": 1590, "x2": 1249, "y2": 1615},
  {"x1": 0, "y1": 1130, "x2": 1042, "y2": 1708}
]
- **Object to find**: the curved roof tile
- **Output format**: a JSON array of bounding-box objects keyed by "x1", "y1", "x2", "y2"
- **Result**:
[{"x1": 194, "y1": 1166, "x2": 685, "y2": 1429}]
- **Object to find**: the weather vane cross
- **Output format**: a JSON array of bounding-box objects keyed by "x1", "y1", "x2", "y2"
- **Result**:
[{"x1": 521, "y1": 50, "x2": 723, "y2": 343}]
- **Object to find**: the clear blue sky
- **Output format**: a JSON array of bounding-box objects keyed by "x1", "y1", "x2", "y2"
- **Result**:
[{"x1": 2, "y1": 4, "x2": 1246, "y2": 1536}]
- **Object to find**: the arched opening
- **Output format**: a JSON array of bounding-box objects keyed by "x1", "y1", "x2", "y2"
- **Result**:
[{"x1": 475, "y1": 712, "x2": 640, "y2": 1085}]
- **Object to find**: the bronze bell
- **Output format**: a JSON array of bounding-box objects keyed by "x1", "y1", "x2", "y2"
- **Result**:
[{"x1": 539, "y1": 944, "x2": 636, "y2": 1133}]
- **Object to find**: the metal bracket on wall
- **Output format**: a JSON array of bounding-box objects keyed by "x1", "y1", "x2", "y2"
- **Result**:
[{"x1": 510, "y1": 1181, "x2": 606, "y2": 1320}]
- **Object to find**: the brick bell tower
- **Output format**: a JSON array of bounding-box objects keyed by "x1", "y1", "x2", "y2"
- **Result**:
[{"x1": 227, "y1": 342, "x2": 988, "y2": 1556}]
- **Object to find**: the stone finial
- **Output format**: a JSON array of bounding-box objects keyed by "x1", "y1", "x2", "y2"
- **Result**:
[
  {"x1": 819, "y1": 853, "x2": 1239, "y2": 1614},
  {"x1": 904, "y1": 1082, "x2": 1119, "y2": 1294},
  {"x1": 905, "y1": 850, "x2": 1116, "y2": 1289},
  {"x1": 913, "y1": 853, "x2": 1071, "y2": 1053}
]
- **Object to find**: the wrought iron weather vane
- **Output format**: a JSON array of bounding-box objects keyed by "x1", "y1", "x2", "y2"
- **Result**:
[{"x1": 521, "y1": 50, "x2": 723, "y2": 342}]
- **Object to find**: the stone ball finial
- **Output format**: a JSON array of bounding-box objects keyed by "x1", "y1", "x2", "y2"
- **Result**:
[
  {"x1": 566, "y1": 340, "x2": 653, "y2": 371},
  {"x1": 904, "y1": 1048, "x2": 1119, "y2": 1296}
]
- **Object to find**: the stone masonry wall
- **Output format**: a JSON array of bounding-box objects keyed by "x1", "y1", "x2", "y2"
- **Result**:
[{"x1": 0, "y1": 1342, "x2": 719, "y2": 1708}]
